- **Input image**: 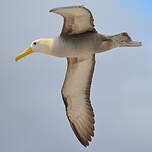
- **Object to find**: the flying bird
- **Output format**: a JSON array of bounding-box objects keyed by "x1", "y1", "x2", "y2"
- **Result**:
[{"x1": 15, "y1": 6, "x2": 142, "y2": 147}]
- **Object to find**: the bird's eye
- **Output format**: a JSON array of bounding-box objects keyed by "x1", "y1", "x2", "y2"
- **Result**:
[{"x1": 33, "y1": 42, "x2": 37, "y2": 45}]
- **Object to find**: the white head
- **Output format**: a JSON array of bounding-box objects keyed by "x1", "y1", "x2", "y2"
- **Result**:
[{"x1": 15, "y1": 39, "x2": 53, "y2": 61}]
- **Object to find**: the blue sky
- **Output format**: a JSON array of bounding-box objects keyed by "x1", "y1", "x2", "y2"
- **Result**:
[
  {"x1": 0, "y1": 0, "x2": 152, "y2": 152},
  {"x1": 120, "y1": 0, "x2": 152, "y2": 13}
]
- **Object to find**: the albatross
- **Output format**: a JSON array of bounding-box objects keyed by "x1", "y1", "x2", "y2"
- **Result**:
[{"x1": 15, "y1": 6, "x2": 142, "y2": 147}]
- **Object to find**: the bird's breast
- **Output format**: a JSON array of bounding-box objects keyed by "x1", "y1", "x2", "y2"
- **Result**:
[{"x1": 51, "y1": 34, "x2": 102, "y2": 57}]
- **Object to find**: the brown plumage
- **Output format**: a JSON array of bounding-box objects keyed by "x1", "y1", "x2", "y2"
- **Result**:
[
  {"x1": 50, "y1": 6, "x2": 97, "y2": 146},
  {"x1": 61, "y1": 55, "x2": 95, "y2": 147},
  {"x1": 48, "y1": 5, "x2": 142, "y2": 147},
  {"x1": 15, "y1": 4, "x2": 142, "y2": 148},
  {"x1": 50, "y1": 6, "x2": 96, "y2": 36}
]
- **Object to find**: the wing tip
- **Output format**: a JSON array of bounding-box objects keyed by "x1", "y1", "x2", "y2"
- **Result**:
[
  {"x1": 49, "y1": 8, "x2": 55, "y2": 13},
  {"x1": 70, "y1": 122, "x2": 92, "y2": 147}
]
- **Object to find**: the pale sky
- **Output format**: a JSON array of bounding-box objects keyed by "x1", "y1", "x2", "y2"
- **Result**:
[{"x1": 0, "y1": 0, "x2": 152, "y2": 152}]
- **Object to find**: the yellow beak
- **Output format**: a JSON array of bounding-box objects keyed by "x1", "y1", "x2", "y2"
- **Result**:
[{"x1": 15, "y1": 47, "x2": 33, "y2": 61}]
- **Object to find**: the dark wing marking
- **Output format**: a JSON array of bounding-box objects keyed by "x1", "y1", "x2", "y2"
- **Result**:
[
  {"x1": 49, "y1": 6, "x2": 96, "y2": 36},
  {"x1": 61, "y1": 55, "x2": 95, "y2": 147}
]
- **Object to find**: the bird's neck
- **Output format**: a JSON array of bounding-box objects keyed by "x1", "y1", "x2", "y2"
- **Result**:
[
  {"x1": 40, "y1": 38, "x2": 57, "y2": 56},
  {"x1": 42, "y1": 38, "x2": 69, "y2": 57}
]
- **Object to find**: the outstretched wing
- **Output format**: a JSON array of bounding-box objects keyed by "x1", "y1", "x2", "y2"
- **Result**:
[
  {"x1": 61, "y1": 55, "x2": 95, "y2": 147},
  {"x1": 49, "y1": 6, "x2": 96, "y2": 36}
]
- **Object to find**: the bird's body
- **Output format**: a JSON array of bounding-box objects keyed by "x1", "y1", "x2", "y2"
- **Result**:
[
  {"x1": 15, "y1": 5, "x2": 142, "y2": 147},
  {"x1": 35, "y1": 32, "x2": 113, "y2": 58}
]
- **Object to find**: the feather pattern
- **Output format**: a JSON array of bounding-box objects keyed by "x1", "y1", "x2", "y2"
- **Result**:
[
  {"x1": 61, "y1": 55, "x2": 95, "y2": 147},
  {"x1": 50, "y1": 6, "x2": 96, "y2": 36}
]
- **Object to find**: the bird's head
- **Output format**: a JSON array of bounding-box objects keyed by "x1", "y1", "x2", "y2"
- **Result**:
[{"x1": 15, "y1": 39, "x2": 52, "y2": 61}]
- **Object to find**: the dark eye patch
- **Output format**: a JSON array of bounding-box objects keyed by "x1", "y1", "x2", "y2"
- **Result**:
[{"x1": 33, "y1": 42, "x2": 37, "y2": 45}]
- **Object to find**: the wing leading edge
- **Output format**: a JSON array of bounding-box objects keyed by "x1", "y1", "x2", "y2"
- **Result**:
[
  {"x1": 50, "y1": 6, "x2": 96, "y2": 36},
  {"x1": 61, "y1": 55, "x2": 95, "y2": 147}
]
